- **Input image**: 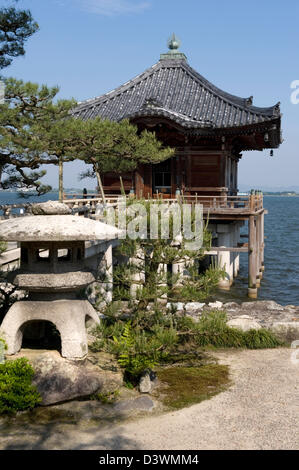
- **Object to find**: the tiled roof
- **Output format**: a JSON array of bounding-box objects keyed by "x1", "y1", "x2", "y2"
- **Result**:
[{"x1": 72, "y1": 57, "x2": 281, "y2": 130}]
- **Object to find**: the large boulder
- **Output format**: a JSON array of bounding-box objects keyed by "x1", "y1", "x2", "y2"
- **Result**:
[
  {"x1": 227, "y1": 315, "x2": 262, "y2": 332},
  {"x1": 241, "y1": 300, "x2": 284, "y2": 311},
  {"x1": 270, "y1": 322, "x2": 299, "y2": 342},
  {"x1": 31, "y1": 351, "x2": 123, "y2": 405},
  {"x1": 30, "y1": 201, "x2": 71, "y2": 215}
]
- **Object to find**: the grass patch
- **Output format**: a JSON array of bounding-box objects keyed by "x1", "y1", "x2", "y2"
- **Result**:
[
  {"x1": 187, "y1": 311, "x2": 284, "y2": 349},
  {"x1": 157, "y1": 364, "x2": 230, "y2": 410}
]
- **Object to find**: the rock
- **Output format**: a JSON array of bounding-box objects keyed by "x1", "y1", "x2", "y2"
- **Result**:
[
  {"x1": 31, "y1": 201, "x2": 72, "y2": 215},
  {"x1": 166, "y1": 302, "x2": 185, "y2": 311},
  {"x1": 113, "y1": 396, "x2": 155, "y2": 413},
  {"x1": 227, "y1": 316, "x2": 262, "y2": 332},
  {"x1": 87, "y1": 351, "x2": 121, "y2": 373},
  {"x1": 138, "y1": 369, "x2": 158, "y2": 394},
  {"x1": 270, "y1": 322, "x2": 299, "y2": 342},
  {"x1": 31, "y1": 351, "x2": 123, "y2": 405},
  {"x1": 139, "y1": 373, "x2": 152, "y2": 393},
  {"x1": 241, "y1": 300, "x2": 284, "y2": 311},
  {"x1": 185, "y1": 302, "x2": 206, "y2": 312},
  {"x1": 223, "y1": 302, "x2": 240, "y2": 309},
  {"x1": 208, "y1": 301, "x2": 223, "y2": 309}
]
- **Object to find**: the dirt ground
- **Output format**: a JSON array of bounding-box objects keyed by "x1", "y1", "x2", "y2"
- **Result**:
[{"x1": 0, "y1": 347, "x2": 298, "y2": 450}]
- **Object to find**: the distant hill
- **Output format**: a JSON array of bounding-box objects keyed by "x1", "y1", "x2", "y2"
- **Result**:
[{"x1": 239, "y1": 185, "x2": 299, "y2": 193}]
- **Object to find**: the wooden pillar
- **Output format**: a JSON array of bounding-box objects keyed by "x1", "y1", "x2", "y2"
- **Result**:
[
  {"x1": 248, "y1": 215, "x2": 257, "y2": 298},
  {"x1": 260, "y1": 211, "x2": 265, "y2": 273},
  {"x1": 176, "y1": 154, "x2": 181, "y2": 191},
  {"x1": 217, "y1": 229, "x2": 233, "y2": 290},
  {"x1": 256, "y1": 214, "x2": 261, "y2": 287},
  {"x1": 187, "y1": 153, "x2": 191, "y2": 195},
  {"x1": 171, "y1": 158, "x2": 176, "y2": 197},
  {"x1": 143, "y1": 165, "x2": 152, "y2": 198},
  {"x1": 135, "y1": 166, "x2": 144, "y2": 199}
]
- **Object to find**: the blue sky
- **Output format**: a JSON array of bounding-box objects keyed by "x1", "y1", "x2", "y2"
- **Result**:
[{"x1": 3, "y1": 0, "x2": 299, "y2": 190}]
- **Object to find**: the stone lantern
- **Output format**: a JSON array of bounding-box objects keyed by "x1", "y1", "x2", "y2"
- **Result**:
[{"x1": 0, "y1": 201, "x2": 121, "y2": 359}]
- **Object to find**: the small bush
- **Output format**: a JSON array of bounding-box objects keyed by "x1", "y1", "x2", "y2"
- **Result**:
[
  {"x1": 0, "y1": 358, "x2": 41, "y2": 415},
  {"x1": 113, "y1": 322, "x2": 158, "y2": 380},
  {"x1": 194, "y1": 310, "x2": 283, "y2": 349},
  {"x1": 90, "y1": 307, "x2": 283, "y2": 384},
  {"x1": 242, "y1": 328, "x2": 283, "y2": 349}
]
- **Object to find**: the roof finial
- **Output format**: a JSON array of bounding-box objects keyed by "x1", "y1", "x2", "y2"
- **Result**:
[
  {"x1": 160, "y1": 33, "x2": 187, "y2": 61},
  {"x1": 168, "y1": 33, "x2": 181, "y2": 51}
]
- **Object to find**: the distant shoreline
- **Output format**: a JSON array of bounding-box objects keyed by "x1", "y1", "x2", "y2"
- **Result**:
[{"x1": 263, "y1": 194, "x2": 299, "y2": 197}]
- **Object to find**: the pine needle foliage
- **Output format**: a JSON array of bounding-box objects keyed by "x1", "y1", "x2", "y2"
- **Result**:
[
  {"x1": 0, "y1": 4, "x2": 39, "y2": 70},
  {"x1": 109, "y1": 197, "x2": 225, "y2": 311}
]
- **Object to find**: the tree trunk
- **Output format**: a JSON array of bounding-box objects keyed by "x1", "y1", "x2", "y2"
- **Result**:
[
  {"x1": 120, "y1": 176, "x2": 125, "y2": 196},
  {"x1": 59, "y1": 156, "x2": 63, "y2": 202},
  {"x1": 95, "y1": 167, "x2": 106, "y2": 204}
]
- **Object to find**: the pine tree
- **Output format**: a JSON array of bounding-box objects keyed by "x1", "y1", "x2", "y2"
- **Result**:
[
  {"x1": 75, "y1": 117, "x2": 174, "y2": 197},
  {"x1": 0, "y1": 78, "x2": 174, "y2": 197},
  {"x1": 0, "y1": 77, "x2": 76, "y2": 194},
  {"x1": 102, "y1": 198, "x2": 225, "y2": 315},
  {"x1": 0, "y1": 2, "x2": 38, "y2": 70}
]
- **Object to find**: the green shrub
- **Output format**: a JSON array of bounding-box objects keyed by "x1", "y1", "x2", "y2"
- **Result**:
[
  {"x1": 90, "y1": 307, "x2": 283, "y2": 383},
  {"x1": 194, "y1": 310, "x2": 283, "y2": 349},
  {"x1": 0, "y1": 358, "x2": 42, "y2": 414},
  {"x1": 113, "y1": 322, "x2": 157, "y2": 379},
  {"x1": 242, "y1": 328, "x2": 283, "y2": 349}
]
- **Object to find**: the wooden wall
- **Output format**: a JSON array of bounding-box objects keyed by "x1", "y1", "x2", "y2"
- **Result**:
[{"x1": 101, "y1": 149, "x2": 239, "y2": 197}]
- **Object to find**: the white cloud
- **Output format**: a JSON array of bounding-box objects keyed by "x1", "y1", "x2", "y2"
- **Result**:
[{"x1": 79, "y1": 0, "x2": 150, "y2": 16}]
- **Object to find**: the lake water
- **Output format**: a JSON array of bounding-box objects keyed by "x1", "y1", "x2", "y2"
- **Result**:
[
  {"x1": 219, "y1": 196, "x2": 299, "y2": 306},
  {"x1": 1, "y1": 192, "x2": 298, "y2": 305},
  {"x1": 0, "y1": 191, "x2": 59, "y2": 206}
]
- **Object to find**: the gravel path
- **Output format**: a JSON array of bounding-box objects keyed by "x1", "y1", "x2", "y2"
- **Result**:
[{"x1": 1, "y1": 348, "x2": 298, "y2": 450}]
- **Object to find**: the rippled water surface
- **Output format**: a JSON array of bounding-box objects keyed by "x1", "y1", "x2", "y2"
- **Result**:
[{"x1": 225, "y1": 196, "x2": 299, "y2": 305}]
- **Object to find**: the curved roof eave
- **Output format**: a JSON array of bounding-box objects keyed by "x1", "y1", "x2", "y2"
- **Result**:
[{"x1": 72, "y1": 58, "x2": 281, "y2": 126}]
